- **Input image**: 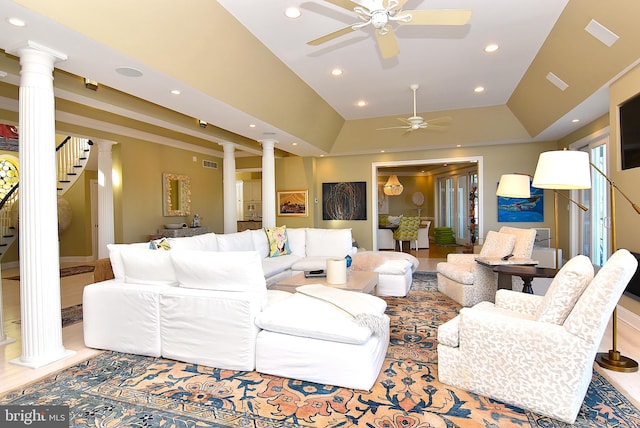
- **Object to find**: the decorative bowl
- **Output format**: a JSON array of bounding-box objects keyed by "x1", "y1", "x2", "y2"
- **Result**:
[{"x1": 164, "y1": 223, "x2": 183, "y2": 229}]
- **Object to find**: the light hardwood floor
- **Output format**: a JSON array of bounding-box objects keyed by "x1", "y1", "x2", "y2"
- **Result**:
[{"x1": 1, "y1": 250, "x2": 639, "y2": 408}]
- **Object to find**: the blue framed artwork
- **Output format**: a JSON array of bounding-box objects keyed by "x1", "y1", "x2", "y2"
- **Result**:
[{"x1": 497, "y1": 184, "x2": 544, "y2": 222}]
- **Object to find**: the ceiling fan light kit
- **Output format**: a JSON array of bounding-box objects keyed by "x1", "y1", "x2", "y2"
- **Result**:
[{"x1": 308, "y1": 0, "x2": 472, "y2": 59}]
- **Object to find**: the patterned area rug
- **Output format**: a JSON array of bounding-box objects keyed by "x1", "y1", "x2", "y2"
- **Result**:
[{"x1": 1, "y1": 273, "x2": 639, "y2": 427}]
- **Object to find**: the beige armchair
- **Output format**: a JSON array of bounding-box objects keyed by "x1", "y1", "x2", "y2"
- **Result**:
[
  {"x1": 436, "y1": 227, "x2": 536, "y2": 307},
  {"x1": 437, "y1": 249, "x2": 637, "y2": 423}
]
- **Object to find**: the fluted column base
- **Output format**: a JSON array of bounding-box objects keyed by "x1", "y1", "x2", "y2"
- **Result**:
[{"x1": 11, "y1": 349, "x2": 76, "y2": 369}]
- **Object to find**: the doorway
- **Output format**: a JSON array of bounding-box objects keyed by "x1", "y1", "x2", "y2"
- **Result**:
[{"x1": 372, "y1": 156, "x2": 483, "y2": 250}]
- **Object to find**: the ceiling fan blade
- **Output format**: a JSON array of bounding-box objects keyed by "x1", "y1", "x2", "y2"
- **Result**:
[
  {"x1": 425, "y1": 116, "x2": 453, "y2": 125},
  {"x1": 399, "y1": 9, "x2": 472, "y2": 26},
  {"x1": 325, "y1": 0, "x2": 364, "y2": 11},
  {"x1": 307, "y1": 25, "x2": 357, "y2": 46},
  {"x1": 376, "y1": 125, "x2": 410, "y2": 131},
  {"x1": 397, "y1": 117, "x2": 412, "y2": 125},
  {"x1": 375, "y1": 27, "x2": 399, "y2": 59},
  {"x1": 422, "y1": 124, "x2": 449, "y2": 132}
]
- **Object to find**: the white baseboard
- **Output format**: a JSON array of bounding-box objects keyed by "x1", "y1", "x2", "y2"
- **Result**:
[{"x1": 618, "y1": 304, "x2": 640, "y2": 333}]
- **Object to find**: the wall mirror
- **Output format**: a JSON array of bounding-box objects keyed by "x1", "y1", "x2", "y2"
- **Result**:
[{"x1": 163, "y1": 173, "x2": 191, "y2": 216}]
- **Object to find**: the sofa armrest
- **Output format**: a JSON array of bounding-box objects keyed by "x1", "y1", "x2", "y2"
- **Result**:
[
  {"x1": 94, "y1": 258, "x2": 115, "y2": 282},
  {"x1": 495, "y1": 289, "x2": 543, "y2": 316}
]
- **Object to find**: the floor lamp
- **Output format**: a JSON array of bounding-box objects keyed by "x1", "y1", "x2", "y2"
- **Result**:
[
  {"x1": 590, "y1": 161, "x2": 640, "y2": 372},
  {"x1": 532, "y1": 151, "x2": 591, "y2": 271}
]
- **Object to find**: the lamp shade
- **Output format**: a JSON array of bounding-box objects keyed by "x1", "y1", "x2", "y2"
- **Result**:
[
  {"x1": 383, "y1": 175, "x2": 403, "y2": 195},
  {"x1": 532, "y1": 150, "x2": 592, "y2": 190},
  {"x1": 496, "y1": 174, "x2": 531, "y2": 198}
]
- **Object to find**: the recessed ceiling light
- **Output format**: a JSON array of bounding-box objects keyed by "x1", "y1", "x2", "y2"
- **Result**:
[
  {"x1": 331, "y1": 68, "x2": 343, "y2": 76},
  {"x1": 380, "y1": 150, "x2": 385, "y2": 153},
  {"x1": 249, "y1": 124, "x2": 256, "y2": 128},
  {"x1": 474, "y1": 86, "x2": 485, "y2": 93},
  {"x1": 7, "y1": 17, "x2": 26, "y2": 27},
  {"x1": 284, "y1": 7, "x2": 301, "y2": 19},
  {"x1": 292, "y1": 142, "x2": 298, "y2": 146},
  {"x1": 484, "y1": 43, "x2": 499, "y2": 53},
  {"x1": 170, "y1": 89, "x2": 181, "y2": 95},
  {"x1": 115, "y1": 66, "x2": 143, "y2": 77},
  {"x1": 456, "y1": 144, "x2": 462, "y2": 147},
  {"x1": 572, "y1": 119, "x2": 580, "y2": 123},
  {"x1": 356, "y1": 100, "x2": 367, "y2": 107}
]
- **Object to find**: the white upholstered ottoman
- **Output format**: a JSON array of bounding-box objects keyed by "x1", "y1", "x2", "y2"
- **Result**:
[
  {"x1": 352, "y1": 251, "x2": 418, "y2": 297},
  {"x1": 254, "y1": 286, "x2": 390, "y2": 390}
]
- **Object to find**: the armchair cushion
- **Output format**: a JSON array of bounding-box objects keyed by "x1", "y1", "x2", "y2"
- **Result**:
[
  {"x1": 478, "y1": 231, "x2": 515, "y2": 258},
  {"x1": 437, "y1": 263, "x2": 474, "y2": 284},
  {"x1": 535, "y1": 255, "x2": 594, "y2": 324}
]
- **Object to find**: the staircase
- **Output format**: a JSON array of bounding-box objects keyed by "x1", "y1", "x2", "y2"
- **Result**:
[{"x1": 0, "y1": 136, "x2": 93, "y2": 260}]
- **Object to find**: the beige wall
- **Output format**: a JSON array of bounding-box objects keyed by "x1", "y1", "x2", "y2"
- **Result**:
[
  {"x1": 605, "y1": 63, "x2": 640, "y2": 315},
  {"x1": 116, "y1": 137, "x2": 224, "y2": 243}
]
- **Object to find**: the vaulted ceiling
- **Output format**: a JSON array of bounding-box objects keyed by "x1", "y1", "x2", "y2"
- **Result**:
[{"x1": 0, "y1": 0, "x2": 639, "y2": 158}]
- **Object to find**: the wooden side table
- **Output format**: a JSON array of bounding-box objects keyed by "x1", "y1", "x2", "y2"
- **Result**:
[{"x1": 490, "y1": 265, "x2": 557, "y2": 294}]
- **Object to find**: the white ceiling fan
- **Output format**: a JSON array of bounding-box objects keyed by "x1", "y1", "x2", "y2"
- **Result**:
[
  {"x1": 377, "y1": 84, "x2": 452, "y2": 133},
  {"x1": 307, "y1": 0, "x2": 472, "y2": 59}
]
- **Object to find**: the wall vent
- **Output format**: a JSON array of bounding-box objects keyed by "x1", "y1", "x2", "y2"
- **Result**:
[{"x1": 202, "y1": 159, "x2": 218, "y2": 169}]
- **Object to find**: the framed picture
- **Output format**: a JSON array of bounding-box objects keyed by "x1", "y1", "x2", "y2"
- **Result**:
[
  {"x1": 322, "y1": 181, "x2": 367, "y2": 220},
  {"x1": 277, "y1": 190, "x2": 308, "y2": 217}
]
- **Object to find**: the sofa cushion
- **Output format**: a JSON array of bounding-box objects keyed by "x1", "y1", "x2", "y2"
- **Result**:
[
  {"x1": 286, "y1": 228, "x2": 307, "y2": 257},
  {"x1": 255, "y1": 292, "x2": 374, "y2": 345},
  {"x1": 107, "y1": 242, "x2": 153, "y2": 280},
  {"x1": 265, "y1": 226, "x2": 291, "y2": 257},
  {"x1": 375, "y1": 259, "x2": 412, "y2": 275},
  {"x1": 290, "y1": 256, "x2": 335, "y2": 272},
  {"x1": 251, "y1": 229, "x2": 270, "y2": 259},
  {"x1": 168, "y1": 233, "x2": 218, "y2": 251},
  {"x1": 120, "y1": 247, "x2": 178, "y2": 286},
  {"x1": 478, "y1": 230, "x2": 516, "y2": 258},
  {"x1": 262, "y1": 254, "x2": 301, "y2": 278},
  {"x1": 216, "y1": 230, "x2": 255, "y2": 252},
  {"x1": 535, "y1": 255, "x2": 594, "y2": 325},
  {"x1": 305, "y1": 228, "x2": 353, "y2": 257},
  {"x1": 171, "y1": 249, "x2": 266, "y2": 292}
]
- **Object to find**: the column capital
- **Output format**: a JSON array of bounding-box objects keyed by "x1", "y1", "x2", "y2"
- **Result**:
[
  {"x1": 8, "y1": 40, "x2": 67, "y2": 62},
  {"x1": 219, "y1": 142, "x2": 236, "y2": 153},
  {"x1": 259, "y1": 139, "x2": 278, "y2": 149},
  {"x1": 95, "y1": 140, "x2": 118, "y2": 151}
]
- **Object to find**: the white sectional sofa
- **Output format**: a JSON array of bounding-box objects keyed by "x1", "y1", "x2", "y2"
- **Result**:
[
  {"x1": 103, "y1": 227, "x2": 418, "y2": 296},
  {"x1": 83, "y1": 229, "x2": 397, "y2": 390}
]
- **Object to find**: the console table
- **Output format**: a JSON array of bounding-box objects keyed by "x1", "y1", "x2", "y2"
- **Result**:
[{"x1": 157, "y1": 226, "x2": 209, "y2": 238}]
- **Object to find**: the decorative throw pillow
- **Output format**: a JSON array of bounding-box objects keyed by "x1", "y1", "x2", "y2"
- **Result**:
[
  {"x1": 265, "y1": 226, "x2": 291, "y2": 257},
  {"x1": 535, "y1": 255, "x2": 594, "y2": 325},
  {"x1": 149, "y1": 237, "x2": 171, "y2": 251}
]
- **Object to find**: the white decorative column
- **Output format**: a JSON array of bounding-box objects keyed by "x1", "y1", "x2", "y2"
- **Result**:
[
  {"x1": 260, "y1": 139, "x2": 277, "y2": 228},
  {"x1": 96, "y1": 140, "x2": 117, "y2": 259},
  {"x1": 11, "y1": 41, "x2": 74, "y2": 367},
  {"x1": 222, "y1": 142, "x2": 238, "y2": 233}
]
